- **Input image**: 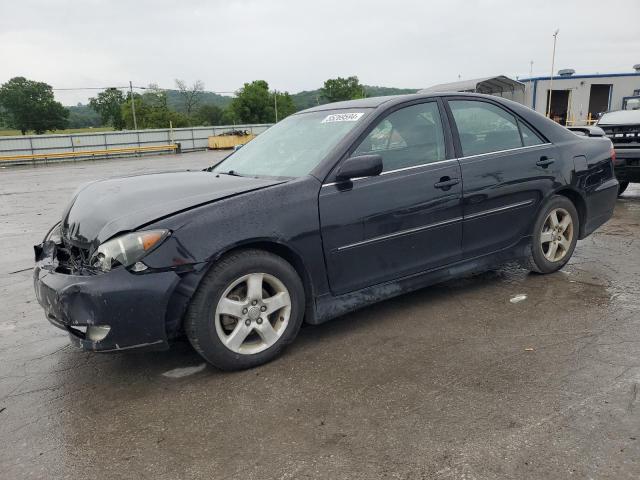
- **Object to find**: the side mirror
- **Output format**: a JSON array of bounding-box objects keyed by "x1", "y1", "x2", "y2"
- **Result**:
[{"x1": 336, "y1": 154, "x2": 383, "y2": 181}]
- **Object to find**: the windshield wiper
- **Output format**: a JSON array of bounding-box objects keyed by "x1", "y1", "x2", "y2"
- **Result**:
[{"x1": 218, "y1": 170, "x2": 244, "y2": 177}]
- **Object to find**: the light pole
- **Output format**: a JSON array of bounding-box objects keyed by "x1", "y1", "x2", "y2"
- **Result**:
[
  {"x1": 129, "y1": 81, "x2": 138, "y2": 130},
  {"x1": 546, "y1": 29, "x2": 559, "y2": 119},
  {"x1": 274, "y1": 90, "x2": 279, "y2": 123}
]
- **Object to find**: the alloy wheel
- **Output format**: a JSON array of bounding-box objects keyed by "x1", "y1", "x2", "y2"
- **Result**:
[
  {"x1": 540, "y1": 207, "x2": 574, "y2": 262},
  {"x1": 214, "y1": 273, "x2": 291, "y2": 355}
]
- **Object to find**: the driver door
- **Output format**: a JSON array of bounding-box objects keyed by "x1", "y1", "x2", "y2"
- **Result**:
[{"x1": 318, "y1": 101, "x2": 463, "y2": 295}]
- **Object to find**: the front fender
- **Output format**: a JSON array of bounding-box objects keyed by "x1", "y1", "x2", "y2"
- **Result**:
[{"x1": 139, "y1": 175, "x2": 331, "y2": 314}]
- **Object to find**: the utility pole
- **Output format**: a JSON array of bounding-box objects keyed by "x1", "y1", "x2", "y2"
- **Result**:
[
  {"x1": 129, "y1": 81, "x2": 138, "y2": 130},
  {"x1": 274, "y1": 91, "x2": 279, "y2": 123},
  {"x1": 546, "y1": 29, "x2": 559, "y2": 119}
]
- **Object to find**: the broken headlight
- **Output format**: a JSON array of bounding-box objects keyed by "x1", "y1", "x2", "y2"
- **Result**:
[
  {"x1": 44, "y1": 222, "x2": 62, "y2": 243},
  {"x1": 90, "y1": 230, "x2": 169, "y2": 272}
]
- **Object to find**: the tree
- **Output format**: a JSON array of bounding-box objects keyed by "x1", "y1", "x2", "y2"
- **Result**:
[
  {"x1": 228, "y1": 80, "x2": 272, "y2": 123},
  {"x1": 175, "y1": 79, "x2": 204, "y2": 117},
  {"x1": 0, "y1": 77, "x2": 69, "y2": 134},
  {"x1": 121, "y1": 86, "x2": 189, "y2": 129},
  {"x1": 0, "y1": 107, "x2": 8, "y2": 129},
  {"x1": 228, "y1": 80, "x2": 297, "y2": 124},
  {"x1": 321, "y1": 76, "x2": 366, "y2": 103},
  {"x1": 67, "y1": 103, "x2": 102, "y2": 128},
  {"x1": 89, "y1": 88, "x2": 126, "y2": 129},
  {"x1": 273, "y1": 91, "x2": 297, "y2": 121},
  {"x1": 194, "y1": 104, "x2": 224, "y2": 126},
  {"x1": 220, "y1": 108, "x2": 239, "y2": 126}
]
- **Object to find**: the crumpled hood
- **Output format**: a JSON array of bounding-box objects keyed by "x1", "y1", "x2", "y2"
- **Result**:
[{"x1": 61, "y1": 170, "x2": 283, "y2": 251}]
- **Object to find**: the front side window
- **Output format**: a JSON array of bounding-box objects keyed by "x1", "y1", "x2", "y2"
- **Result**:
[
  {"x1": 353, "y1": 102, "x2": 446, "y2": 172},
  {"x1": 449, "y1": 100, "x2": 523, "y2": 156}
]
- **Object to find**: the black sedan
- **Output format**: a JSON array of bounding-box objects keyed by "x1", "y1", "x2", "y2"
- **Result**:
[{"x1": 34, "y1": 93, "x2": 618, "y2": 370}]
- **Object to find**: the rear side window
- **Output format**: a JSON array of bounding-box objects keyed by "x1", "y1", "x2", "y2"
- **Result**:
[
  {"x1": 449, "y1": 100, "x2": 523, "y2": 156},
  {"x1": 519, "y1": 120, "x2": 545, "y2": 146},
  {"x1": 353, "y1": 102, "x2": 446, "y2": 172}
]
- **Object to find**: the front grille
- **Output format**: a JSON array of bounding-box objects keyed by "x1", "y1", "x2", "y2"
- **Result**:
[
  {"x1": 54, "y1": 240, "x2": 92, "y2": 274},
  {"x1": 600, "y1": 124, "x2": 640, "y2": 147}
]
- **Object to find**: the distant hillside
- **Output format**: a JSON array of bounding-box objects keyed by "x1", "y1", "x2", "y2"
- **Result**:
[
  {"x1": 63, "y1": 84, "x2": 418, "y2": 128},
  {"x1": 292, "y1": 85, "x2": 419, "y2": 110},
  {"x1": 67, "y1": 104, "x2": 101, "y2": 128},
  {"x1": 164, "y1": 90, "x2": 233, "y2": 112}
]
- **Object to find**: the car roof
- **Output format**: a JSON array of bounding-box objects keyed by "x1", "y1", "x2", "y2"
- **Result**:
[
  {"x1": 298, "y1": 93, "x2": 575, "y2": 145},
  {"x1": 298, "y1": 91, "x2": 499, "y2": 114}
]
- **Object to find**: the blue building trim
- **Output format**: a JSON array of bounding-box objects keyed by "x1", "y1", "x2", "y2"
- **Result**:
[
  {"x1": 521, "y1": 72, "x2": 640, "y2": 82},
  {"x1": 532, "y1": 79, "x2": 538, "y2": 109}
]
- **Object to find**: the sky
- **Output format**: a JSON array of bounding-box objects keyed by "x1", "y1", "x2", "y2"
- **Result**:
[{"x1": 1, "y1": 0, "x2": 639, "y2": 106}]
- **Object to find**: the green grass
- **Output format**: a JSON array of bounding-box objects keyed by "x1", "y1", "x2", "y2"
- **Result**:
[{"x1": 0, "y1": 127, "x2": 115, "y2": 136}]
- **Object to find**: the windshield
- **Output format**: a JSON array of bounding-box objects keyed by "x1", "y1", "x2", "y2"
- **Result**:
[{"x1": 212, "y1": 109, "x2": 370, "y2": 177}]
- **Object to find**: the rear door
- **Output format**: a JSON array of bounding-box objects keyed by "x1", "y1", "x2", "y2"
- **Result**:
[
  {"x1": 319, "y1": 100, "x2": 463, "y2": 295},
  {"x1": 444, "y1": 98, "x2": 558, "y2": 258}
]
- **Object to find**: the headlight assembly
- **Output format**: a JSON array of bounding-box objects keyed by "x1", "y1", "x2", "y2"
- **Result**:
[
  {"x1": 44, "y1": 222, "x2": 62, "y2": 243},
  {"x1": 90, "y1": 230, "x2": 169, "y2": 272}
]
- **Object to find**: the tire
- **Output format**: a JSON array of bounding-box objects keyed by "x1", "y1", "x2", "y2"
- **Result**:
[
  {"x1": 618, "y1": 181, "x2": 629, "y2": 197},
  {"x1": 523, "y1": 195, "x2": 579, "y2": 274},
  {"x1": 184, "y1": 249, "x2": 305, "y2": 370}
]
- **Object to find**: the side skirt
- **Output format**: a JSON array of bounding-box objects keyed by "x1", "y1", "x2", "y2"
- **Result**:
[{"x1": 309, "y1": 236, "x2": 532, "y2": 325}]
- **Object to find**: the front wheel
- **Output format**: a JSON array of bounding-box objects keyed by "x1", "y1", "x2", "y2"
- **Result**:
[
  {"x1": 184, "y1": 249, "x2": 305, "y2": 370},
  {"x1": 523, "y1": 195, "x2": 579, "y2": 274}
]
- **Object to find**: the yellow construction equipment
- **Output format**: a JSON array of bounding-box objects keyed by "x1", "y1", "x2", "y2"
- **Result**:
[{"x1": 208, "y1": 133, "x2": 256, "y2": 150}]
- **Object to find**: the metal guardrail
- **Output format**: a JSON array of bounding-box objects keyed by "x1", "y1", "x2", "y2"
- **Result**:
[
  {"x1": 0, "y1": 144, "x2": 178, "y2": 162},
  {"x1": 0, "y1": 124, "x2": 272, "y2": 165}
]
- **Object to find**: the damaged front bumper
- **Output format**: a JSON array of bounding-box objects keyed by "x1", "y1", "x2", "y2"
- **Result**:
[{"x1": 33, "y1": 241, "x2": 181, "y2": 352}]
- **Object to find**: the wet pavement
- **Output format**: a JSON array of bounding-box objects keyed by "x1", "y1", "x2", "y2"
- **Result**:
[{"x1": 1, "y1": 152, "x2": 639, "y2": 479}]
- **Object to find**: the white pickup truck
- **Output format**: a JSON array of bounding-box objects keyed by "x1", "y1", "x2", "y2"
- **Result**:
[{"x1": 597, "y1": 109, "x2": 640, "y2": 196}]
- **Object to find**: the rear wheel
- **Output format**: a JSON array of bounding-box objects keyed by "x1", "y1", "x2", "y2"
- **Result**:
[
  {"x1": 523, "y1": 195, "x2": 579, "y2": 274},
  {"x1": 618, "y1": 181, "x2": 629, "y2": 196},
  {"x1": 185, "y1": 249, "x2": 305, "y2": 370}
]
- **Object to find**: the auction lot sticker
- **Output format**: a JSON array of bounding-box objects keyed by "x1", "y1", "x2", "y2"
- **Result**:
[{"x1": 321, "y1": 112, "x2": 364, "y2": 123}]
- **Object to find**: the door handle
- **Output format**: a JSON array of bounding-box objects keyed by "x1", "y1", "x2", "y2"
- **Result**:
[
  {"x1": 434, "y1": 176, "x2": 460, "y2": 190},
  {"x1": 536, "y1": 156, "x2": 555, "y2": 168}
]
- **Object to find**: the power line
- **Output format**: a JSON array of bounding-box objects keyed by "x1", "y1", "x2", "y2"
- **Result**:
[
  {"x1": 52, "y1": 86, "x2": 133, "y2": 91},
  {"x1": 52, "y1": 85, "x2": 236, "y2": 95}
]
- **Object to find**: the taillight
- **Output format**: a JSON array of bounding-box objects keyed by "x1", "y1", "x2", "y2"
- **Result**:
[{"x1": 610, "y1": 143, "x2": 617, "y2": 164}]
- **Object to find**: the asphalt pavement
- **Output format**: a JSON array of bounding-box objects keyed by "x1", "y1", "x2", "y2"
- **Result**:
[{"x1": 1, "y1": 152, "x2": 639, "y2": 479}]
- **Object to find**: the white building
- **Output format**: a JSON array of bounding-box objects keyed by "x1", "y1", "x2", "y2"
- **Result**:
[
  {"x1": 520, "y1": 66, "x2": 640, "y2": 125},
  {"x1": 420, "y1": 65, "x2": 640, "y2": 126}
]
